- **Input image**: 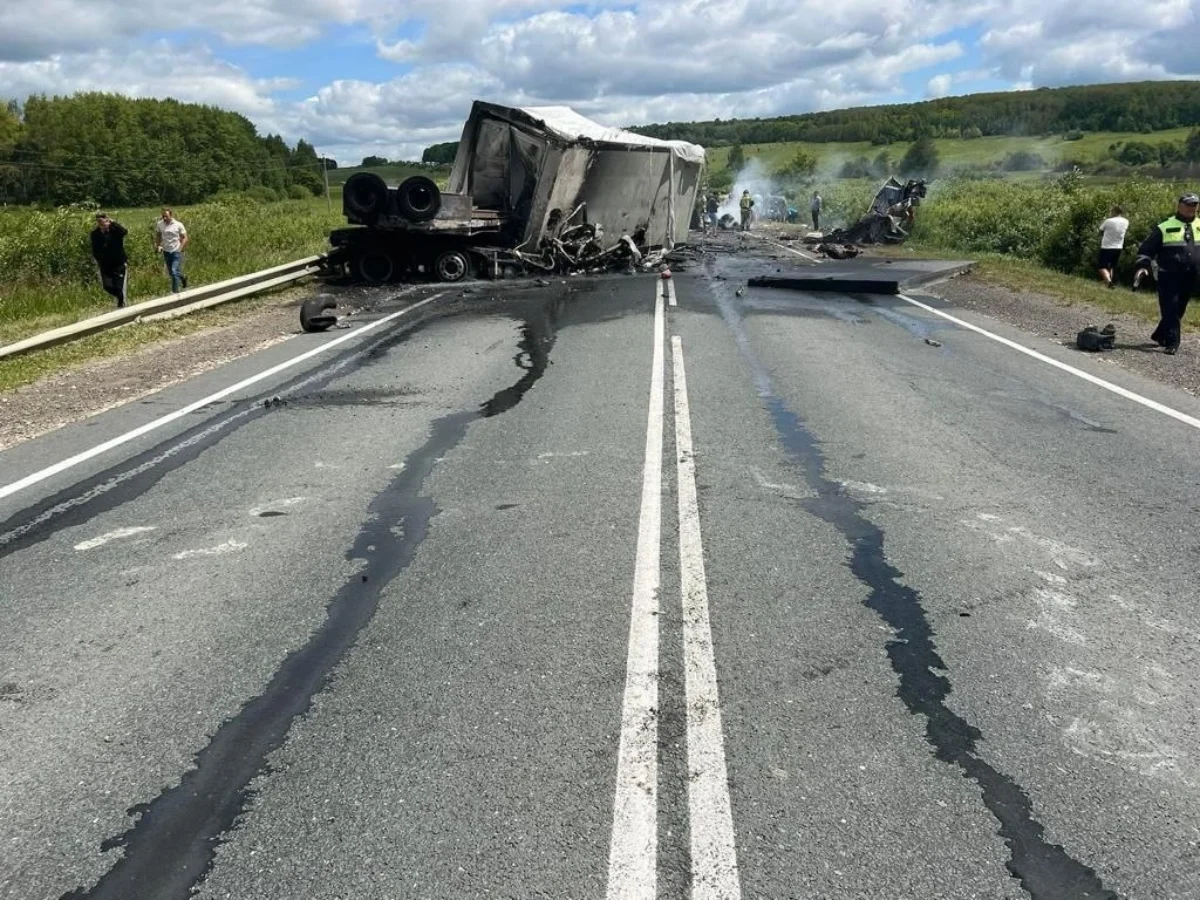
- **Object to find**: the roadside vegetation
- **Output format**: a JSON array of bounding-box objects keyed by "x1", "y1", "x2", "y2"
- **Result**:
[{"x1": 0, "y1": 195, "x2": 342, "y2": 344}]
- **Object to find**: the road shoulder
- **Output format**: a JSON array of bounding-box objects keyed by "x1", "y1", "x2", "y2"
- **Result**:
[{"x1": 928, "y1": 271, "x2": 1200, "y2": 397}]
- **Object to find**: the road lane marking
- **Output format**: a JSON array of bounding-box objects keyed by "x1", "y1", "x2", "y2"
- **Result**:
[
  {"x1": 172, "y1": 539, "x2": 248, "y2": 561},
  {"x1": 898, "y1": 293, "x2": 1200, "y2": 432},
  {"x1": 0, "y1": 294, "x2": 445, "y2": 503},
  {"x1": 73, "y1": 526, "x2": 156, "y2": 551},
  {"x1": 606, "y1": 281, "x2": 665, "y2": 900},
  {"x1": 666, "y1": 278, "x2": 678, "y2": 307},
  {"x1": 671, "y1": 335, "x2": 743, "y2": 900}
]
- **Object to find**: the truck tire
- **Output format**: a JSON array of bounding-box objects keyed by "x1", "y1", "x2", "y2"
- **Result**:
[
  {"x1": 344, "y1": 173, "x2": 390, "y2": 223},
  {"x1": 300, "y1": 295, "x2": 338, "y2": 333},
  {"x1": 397, "y1": 176, "x2": 441, "y2": 222},
  {"x1": 358, "y1": 251, "x2": 394, "y2": 284},
  {"x1": 435, "y1": 250, "x2": 470, "y2": 283}
]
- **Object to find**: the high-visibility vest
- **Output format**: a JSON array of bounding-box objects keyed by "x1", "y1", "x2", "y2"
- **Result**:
[
  {"x1": 1157, "y1": 216, "x2": 1195, "y2": 245},
  {"x1": 740, "y1": 195, "x2": 752, "y2": 210}
]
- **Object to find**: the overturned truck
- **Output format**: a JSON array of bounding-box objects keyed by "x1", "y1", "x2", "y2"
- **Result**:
[{"x1": 329, "y1": 102, "x2": 706, "y2": 283}]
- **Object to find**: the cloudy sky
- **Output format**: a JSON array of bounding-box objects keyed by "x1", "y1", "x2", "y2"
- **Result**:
[{"x1": 2, "y1": 1, "x2": 1197, "y2": 164}]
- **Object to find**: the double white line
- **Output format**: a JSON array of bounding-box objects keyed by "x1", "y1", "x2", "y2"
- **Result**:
[{"x1": 606, "y1": 280, "x2": 741, "y2": 899}]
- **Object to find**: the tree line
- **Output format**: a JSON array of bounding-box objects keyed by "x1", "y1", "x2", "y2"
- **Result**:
[
  {"x1": 630, "y1": 81, "x2": 1200, "y2": 147},
  {"x1": 0, "y1": 93, "x2": 329, "y2": 207}
]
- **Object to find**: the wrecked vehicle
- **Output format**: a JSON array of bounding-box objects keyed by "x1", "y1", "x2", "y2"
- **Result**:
[
  {"x1": 819, "y1": 177, "x2": 929, "y2": 245},
  {"x1": 328, "y1": 102, "x2": 705, "y2": 283}
]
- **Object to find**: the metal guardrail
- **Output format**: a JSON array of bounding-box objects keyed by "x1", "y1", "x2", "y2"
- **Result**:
[{"x1": 0, "y1": 255, "x2": 325, "y2": 362}]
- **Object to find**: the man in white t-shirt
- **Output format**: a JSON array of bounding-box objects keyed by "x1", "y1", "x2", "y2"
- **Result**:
[
  {"x1": 1097, "y1": 205, "x2": 1129, "y2": 289},
  {"x1": 155, "y1": 208, "x2": 189, "y2": 293}
]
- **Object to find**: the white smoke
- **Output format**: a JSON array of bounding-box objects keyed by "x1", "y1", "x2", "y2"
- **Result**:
[{"x1": 716, "y1": 157, "x2": 776, "y2": 220}]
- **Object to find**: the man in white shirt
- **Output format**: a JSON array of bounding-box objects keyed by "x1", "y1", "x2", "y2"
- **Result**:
[
  {"x1": 155, "y1": 208, "x2": 189, "y2": 293},
  {"x1": 1098, "y1": 205, "x2": 1129, "y2": 289}
]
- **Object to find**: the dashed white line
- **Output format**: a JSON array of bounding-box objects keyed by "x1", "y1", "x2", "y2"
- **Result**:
[
  {"x1": 606, "y1": 280, "x2": 665, "y2": 900},
  {"x1": 671, "y1": 335, "x2": 742, "y2": 900},
  {"x1": 666, "y1": 277, "x2": 678, "y2": 307},
  {"x1": 0, "y1": 294, "x2": 445, "y2": 503},
  {"x1": 172, "y1": 539, "x2": 248, "y2": 560},
  {"x1": 73, "y1": 526, "x2": 156, "y2": 551},
  {"x1": 898, "y1": 293, "x2": 1200, "y2": 432}
]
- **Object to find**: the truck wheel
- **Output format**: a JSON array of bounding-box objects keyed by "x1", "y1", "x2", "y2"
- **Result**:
[
  {"x1": 300, "y1": 295, "x2": 338, "y2": 333},
  {"x1": 397, "y1": 176, "x2": 441, "y2": 222},
  {"x1": 358, "y1": 251, "x2": 394, "y2": 284},
  {"x1": 435, "y1": 250, "x2": 470, "y2": 283},
  {"x1": 344, "y1": 173, "x2": 389, "y2": 223}
]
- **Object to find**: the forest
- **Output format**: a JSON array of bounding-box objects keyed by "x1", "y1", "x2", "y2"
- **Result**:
[
  {"x1": 0, "y1": 93, "x2": 327, "y2": 207},
  {"x1": 630, "y1": 81, "x2": 1200, "y2": 146}
]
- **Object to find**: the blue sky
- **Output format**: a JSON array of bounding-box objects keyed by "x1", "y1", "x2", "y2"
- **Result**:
[{"x1": 1, "y1": 1, "x2": 1196, "y2": 163}]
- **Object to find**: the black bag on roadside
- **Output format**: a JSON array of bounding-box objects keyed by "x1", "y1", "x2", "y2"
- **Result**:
[{"x1": 1076, "y1": 324, "x2": 1116, "y2": 352}]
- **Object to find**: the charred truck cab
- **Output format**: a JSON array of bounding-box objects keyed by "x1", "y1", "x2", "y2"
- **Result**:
[{"x1": 328, "y1": 101, "x2": 705, "y2": 283}]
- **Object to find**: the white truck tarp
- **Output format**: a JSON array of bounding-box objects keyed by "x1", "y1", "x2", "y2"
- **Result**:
[{"x1": 449, "y1": 101, "x2": 706, "y2": 250}]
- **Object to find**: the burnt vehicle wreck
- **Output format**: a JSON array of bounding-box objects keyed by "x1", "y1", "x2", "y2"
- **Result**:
[
  {"x1": 327, "y1": 102, "x2": 706, "y2": 283},
  {"x1": 817, "y1": 177, "x2": 929, "y2": 246}
]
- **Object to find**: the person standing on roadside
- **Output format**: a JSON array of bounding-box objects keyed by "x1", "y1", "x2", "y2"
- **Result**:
[
  {"x1": 1097, "y1": 205, "x2": 1129, "y2": 289},
  {"x1": 706, "y1": 193, "x2": 719, "y2": 231},
  {"x1": 90, "y1": 212, "x2": 129, "y2": 308},
  {"x1": 811, "y1": 191, "x2": 823, "y2": 230},
  {"x1": 739, "y1": 190, "x2": 754, "y2": 231},
  {"x1": 155, "y1": 208, "x2": 189, "y2": 293},
  {"x1": 1135, "y1": 192, "x2": 1199, "y2": 355}
]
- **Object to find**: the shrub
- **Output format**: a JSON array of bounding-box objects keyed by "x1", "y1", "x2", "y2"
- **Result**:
[
  {"x1": 287, "y1": 184, "x2": 313, "y2": 200},
  {"x1": 245, "y1": 185, "x2": 281, "y2": 203}
]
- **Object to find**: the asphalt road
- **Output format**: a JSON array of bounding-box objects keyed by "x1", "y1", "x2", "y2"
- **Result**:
[{"x1": 2, "y1": 243, "x2": 1199, "y2": 900}]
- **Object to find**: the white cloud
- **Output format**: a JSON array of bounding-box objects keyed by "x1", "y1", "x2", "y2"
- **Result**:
[
  {"x1": 927, "y1": 74, "x2": 953, "y2": 98},
  {"x1": 1, "y1": 0, "x2": 1198, "y2": 164}
]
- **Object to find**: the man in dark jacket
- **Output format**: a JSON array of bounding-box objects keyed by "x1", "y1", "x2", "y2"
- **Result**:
[
  {"x1": 1135, "y1": 192, "x2": 1199, "y2": 355},
  {"x1": 90, "y1": 213, "x2": 129, "y2": 308}
]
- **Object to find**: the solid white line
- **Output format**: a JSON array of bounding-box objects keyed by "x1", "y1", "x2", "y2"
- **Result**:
[
  {"x1": 0, "y1": 294, "x2": 444, "y2": 502},
  {"x1": 898, "y1": 293, "x2": 1200, "y2": 432},
  {"x1": 606, "y1": 282, "x2": 665, "y2": 900},
  {"x1": 671, "y1": 335, "x2": 742, "y2": 900},
  {"x1": 666, "y1": 277, "x2": 678, "y2": 307}
]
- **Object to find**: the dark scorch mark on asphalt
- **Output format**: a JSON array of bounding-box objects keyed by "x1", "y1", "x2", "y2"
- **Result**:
[
  {"x1": 712, "y1": 282, "x2": 1120, "y2": 900},
  {"x1": 0, "y1": 306, "x2": 450, "y2": 562},
  {"x1": 59, "y1": 303, "x2": 563, "y2": 900}
]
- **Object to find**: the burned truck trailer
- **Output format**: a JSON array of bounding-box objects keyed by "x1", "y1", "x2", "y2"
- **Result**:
[{"x1": 329, "y1": 102, "x2": 706, "y2": 283}]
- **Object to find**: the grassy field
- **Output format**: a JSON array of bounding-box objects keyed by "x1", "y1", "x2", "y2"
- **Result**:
[
  {"x1": 328, "y1": 163, "x2": 451, "y2": 188},
  {"x1": 708, "y1": 128, "x2": 1196, "y2": 175},
  {"x1": 0, "y1": 196, "x2": 341, "y2": 345}
]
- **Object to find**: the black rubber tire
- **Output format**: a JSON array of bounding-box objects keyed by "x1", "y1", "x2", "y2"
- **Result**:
[
  {"x1": 300, "y1": 295, "x2": 338, "y2": 333},
  {"x1": 396, "y1": 176, "x2": 441, "y2": 222},
  {"x1": 357, "y1": 251, "x2": 394, "y2": 284},
  {"x1": 434, "y1": 250, "x2": 470, "y2": 283},
  {"x1": 343, "y1": 173, "x2": 390, "y2": 222}
]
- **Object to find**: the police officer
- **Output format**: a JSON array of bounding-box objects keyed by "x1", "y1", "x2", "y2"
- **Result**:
[{"x1": 1135, "y1": 192, "x2": 1199, "y2": 355}]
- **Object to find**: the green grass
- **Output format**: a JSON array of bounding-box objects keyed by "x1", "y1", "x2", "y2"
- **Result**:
[
  {"x1": 0, "y1": 286, "x2": 307, "y2": 394},
  {"x1": 709, "y1": 128, "x2": 1196, "y2": 176},
  {"x1": 0, "y1": 196, "x2": 342, "y2": 344}
]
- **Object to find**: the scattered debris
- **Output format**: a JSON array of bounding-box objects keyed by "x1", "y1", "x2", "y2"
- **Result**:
[
  {"x1": 816, "y1": 243, "x2": 861, "y2": 260},
  {"x1": 263, "y1": 396, "x2": 288, "y2": 408},
  {"x1": 747, "y1": 275, "x2": 900, "y2": 295},
  {"x1": 924, "y1": 338, "x2": 943, "y2": 348},
  {"x1": 1076, "y1": 324, "x2": 1116, "y2": 351}
]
